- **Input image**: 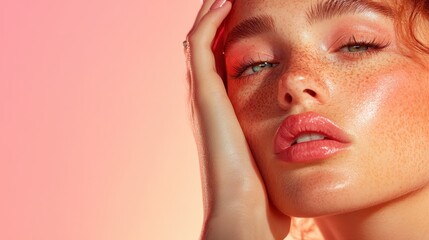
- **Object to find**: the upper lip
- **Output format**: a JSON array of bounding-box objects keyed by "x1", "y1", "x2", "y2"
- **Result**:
[{"x1": 274, "y1": 112, "x2": 351, "y2": 153}]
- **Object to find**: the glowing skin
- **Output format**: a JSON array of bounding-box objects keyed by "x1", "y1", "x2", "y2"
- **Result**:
[{"x1": 223, "y1": 0, "x2": 429, "y2": 238}]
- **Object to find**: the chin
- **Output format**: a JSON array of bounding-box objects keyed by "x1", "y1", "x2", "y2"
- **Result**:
[
  {"x1": 262, "y1": 159, "x2": 369, "y2": 218},
  {"x1": 266, "y1": 166, "x2": 425, "y2": 218}
]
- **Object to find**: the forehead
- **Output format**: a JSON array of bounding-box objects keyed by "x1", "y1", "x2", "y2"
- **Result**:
[
  {"x1": 232, "y1": 0, "x2": 296, "y2": 9},
  {"x1": 225, "y1": 0, "x2": 304, "y2": 36},
  {"x1": 228, "y1": 0, "x2": 303, "y2": 22},
  {"x1": 224, "y1": 0, "x2": 396, "y2": 40},
  {"x1": 226, "y1": 0, "x2": 393, "y2": 24}
]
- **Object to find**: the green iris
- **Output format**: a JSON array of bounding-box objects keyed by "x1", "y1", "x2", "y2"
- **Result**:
[
  {"x1": 251, "y1": 62, "x2": 274, "y2": 73},
  {"x1": 347, "y1": 45, "x2": 369, "y2": 52}
]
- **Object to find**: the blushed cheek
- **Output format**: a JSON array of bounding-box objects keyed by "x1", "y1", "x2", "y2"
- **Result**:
[
  {"x1": 348, "y1": 72, "x2": 405, "y2": 132},
  {"x1": 339, "y1": 64, "x2": 429, "y2": 140},
  {"x1": 347, "y1": 64, "x2": 429, "y2": 179},
  {"x1": 378, "y1": 67, "x2": 429, "y2": 147}
]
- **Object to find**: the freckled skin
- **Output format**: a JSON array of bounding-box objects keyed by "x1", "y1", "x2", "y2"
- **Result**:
[{"x1": 223, "y1": 0, "x2": 429, "y2": 227}]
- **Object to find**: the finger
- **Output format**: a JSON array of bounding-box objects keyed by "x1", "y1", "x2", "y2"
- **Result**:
[
  {"x1": 186, "y1": 0, "x2": 217, "y2": 38},
  {"x1": 195, "y1": 0, "x2": 217, "y2": 27},
  {"x1": 196, "y1": 0, "x2": 235, "y2": 25},
  {"x1": 190, "y1": 0, "x2": 231, "y2": 48},
  {"x1": 188, "y1": 0, "x2": 234, "y2": 35},
  {"x1": 188, "y1": 2, "x2": 232, "y2": 91}
]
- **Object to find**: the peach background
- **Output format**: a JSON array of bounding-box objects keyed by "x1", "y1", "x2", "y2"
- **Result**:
[{"x1": 1, "y1": 0, "x2": 203, "y2": 239}]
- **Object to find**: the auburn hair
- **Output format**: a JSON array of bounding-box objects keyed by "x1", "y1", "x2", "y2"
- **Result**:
[{"x1": 396, "y1": 0, "x2": 429, "y2": 54}]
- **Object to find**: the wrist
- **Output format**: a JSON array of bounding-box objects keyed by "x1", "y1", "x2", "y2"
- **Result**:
[{"x1": 201, "y1": 205, "x2": 276, "y2": 240}]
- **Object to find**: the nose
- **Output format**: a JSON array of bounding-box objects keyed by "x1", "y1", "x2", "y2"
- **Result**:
[{"x1": 277, "y1": 67, "x2": 328, "y2": 111}]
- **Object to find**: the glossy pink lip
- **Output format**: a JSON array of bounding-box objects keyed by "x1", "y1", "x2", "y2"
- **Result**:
[{"x1": 274, "y1": 112, "x2": 351, "y2": 163}]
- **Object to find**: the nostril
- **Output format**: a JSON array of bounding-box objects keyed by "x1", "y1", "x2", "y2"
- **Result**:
[
  {"x1": 285, "y1": 93, "x2": 293, "y2": 103},
  {"x1": 304, "y1": 89, "x2": 317, "y2": 97}
]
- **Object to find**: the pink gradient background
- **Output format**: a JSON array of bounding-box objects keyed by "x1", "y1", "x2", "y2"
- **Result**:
[{"x1": 1, "y1": 0, "x2": 203, "y2": 239}]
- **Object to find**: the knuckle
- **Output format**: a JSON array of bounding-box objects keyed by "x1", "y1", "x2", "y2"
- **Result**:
[
  {"x1": 187, "y1": 34, "x2": 205, "y2": 49},
  {"x1": 187, "y1": 34, "x2": 198, "y2": 45},
  {"x1": 185, "y1": 25, "x2": 196, "y2": 40}
]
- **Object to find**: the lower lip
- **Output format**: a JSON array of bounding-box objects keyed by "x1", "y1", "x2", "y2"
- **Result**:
[{"x1": 277, "y1": 140, "x2": 349, "y2": 163}]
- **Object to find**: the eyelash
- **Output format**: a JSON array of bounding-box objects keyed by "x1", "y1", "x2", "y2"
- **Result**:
[
  {"x1": 337, "y1": 35, "x2": 391, "y2": 57},
  {"x1": 230, "y1": 35, "x2": 391, "y2": 79}
]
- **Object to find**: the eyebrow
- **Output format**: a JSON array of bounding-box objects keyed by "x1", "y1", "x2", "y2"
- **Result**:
[
  {"x1": 224, "y1": 0, "x2": 393, "y2": 52},
  {"x1": 224, "y1": 15, "x2": 275, "y2": 52},
  {"x1": 306, "y1": 0, "x2": 393, "y2": 24}
]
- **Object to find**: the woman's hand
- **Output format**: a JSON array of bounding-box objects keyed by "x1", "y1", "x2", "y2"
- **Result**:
[{"x1": 185, "y1": 0, "x2": 291, "y2": 239}]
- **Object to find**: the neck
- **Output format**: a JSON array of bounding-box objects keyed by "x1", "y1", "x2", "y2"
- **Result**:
[{"x1": 314, "y1": 185, "x2": 429, "y2": 240}]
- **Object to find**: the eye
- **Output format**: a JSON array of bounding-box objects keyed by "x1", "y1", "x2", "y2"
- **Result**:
[
  {"x1": 242, "y1": 62, "x2": 276, "y2": 76},
  {"x1": 337, "y1": 35, "x2": 390, "y2": 55},
  {"x1": 342, "y1": 45, "x2": 369, "y2": 53},
  {"x1": 232, "y1": 61, "x2": 278, "y2": 79}
]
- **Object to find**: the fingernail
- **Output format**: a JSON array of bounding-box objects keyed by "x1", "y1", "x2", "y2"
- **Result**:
[{"x1": 210, "y1": 0, "x2": 227, "y2": 10}]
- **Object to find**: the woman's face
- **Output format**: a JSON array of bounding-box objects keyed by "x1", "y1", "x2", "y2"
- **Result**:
[{"x1": 223, "y1": 0, "x2": 429, "y2": 217}]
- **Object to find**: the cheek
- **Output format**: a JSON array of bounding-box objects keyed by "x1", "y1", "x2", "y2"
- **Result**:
[
  {"x1": 227, "y1": 75, "x2": 282, "y2": 144},
  {"x1": 345, "y1": 65, "x2": 429, "y2": 148},
  {"x1": 227, "y1": 78, "x2": 282, "y2": 173},
  {"x1": 341, "y1": 63, "x2": 429, "y2": 201},
  {"x1": 228, "y1": 77, "x2": 278, "y2": 122}
]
